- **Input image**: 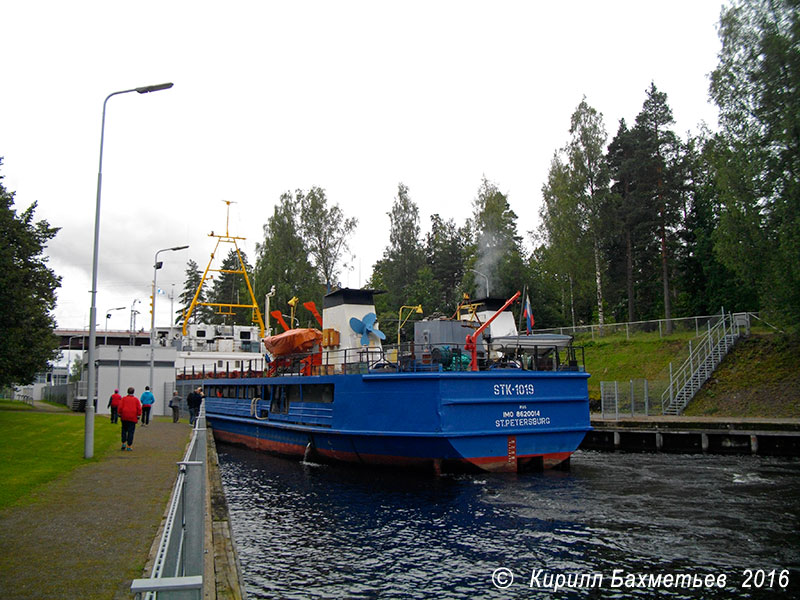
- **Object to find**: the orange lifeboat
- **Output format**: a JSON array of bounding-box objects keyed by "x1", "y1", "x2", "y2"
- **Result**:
[{"x1": 263, "y1": 328, "x2": 322, "y2": 357}]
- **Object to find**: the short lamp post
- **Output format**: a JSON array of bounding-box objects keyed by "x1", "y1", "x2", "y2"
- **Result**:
[
  {"x1": 85, "y1": 82, "x2": 173, "y2": 460},
  {"x1": 149, "y1": 245, "x2": 189, "y2": 393},
  {"x1": 397, "y1": 305, "x2": 423, "y2": 346}
]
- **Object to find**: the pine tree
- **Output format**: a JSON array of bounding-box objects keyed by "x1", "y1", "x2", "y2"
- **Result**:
[
  {"x1": 177, "y1": 259, "x2": 209, "y2": 325},
  {"x1": 631, "y1": 83, "x2": 683, "y2": 327},
  {"x1": 377, "y1": 183, "x2": 425, "y2": 310}
]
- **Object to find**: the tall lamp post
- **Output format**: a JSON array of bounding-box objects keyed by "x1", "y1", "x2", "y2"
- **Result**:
[
  {"x1": 471, "y1": 269, "x2": 490, "y2": 298},
  {"x1": 104, "y1": 306, "x2": 126, "y2": 344},
  {"x1": 149, "y1": 245, "x2": 189, "y2": 393},
  {"x1": 86, "y1": 82, "x2": 173, "y2": 459}
]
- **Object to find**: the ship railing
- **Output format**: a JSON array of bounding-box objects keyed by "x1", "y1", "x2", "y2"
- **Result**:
[
  {"x1": 262, "y1": 342, "x2": 585, "y2": 377},
  {"x1": 130, "y1": 407, "x2": 207, "y2": 599}
]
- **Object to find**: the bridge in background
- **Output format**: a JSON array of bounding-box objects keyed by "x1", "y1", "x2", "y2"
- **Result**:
[{"x1": 56, "y1": 329, "x2": 151, "y2": 350}]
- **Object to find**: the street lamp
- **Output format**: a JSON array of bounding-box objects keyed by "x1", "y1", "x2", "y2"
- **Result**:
[
  {"x1": 471, "y1": 269, "x2": 490, "y2": 298},
  {"x1": 104, "y1": 306, "x2": 126, "y2": 344},
  {"x1": 397, "y1": 305, "x2": 423, "y2": 346},
  {"x1": 130, "y1": 298, "x2": 141, "y2": 345},
  {"x1": 86, "y1": 82, "x2": 173, "y2": 459},
  {"x1": 150, "y1": 245, "x2": 189, "y2": 392}
]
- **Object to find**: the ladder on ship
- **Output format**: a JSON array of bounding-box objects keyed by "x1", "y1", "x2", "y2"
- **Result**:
[{"x1": 661, "y1": 309, "x2": 747, "y2": 415}]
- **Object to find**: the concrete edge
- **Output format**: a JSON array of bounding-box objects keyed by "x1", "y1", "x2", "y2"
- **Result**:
[{"x1": 207, "y1": 427, "x2": 247, "y2": 600}]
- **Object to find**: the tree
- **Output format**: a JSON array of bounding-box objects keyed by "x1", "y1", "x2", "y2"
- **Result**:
[
  {"x1": 375, "y1": 183, "x2": 425, "y2": 309},
  {"x1": 537, "y1": 152, "x2": 594, "y2": 328},
  {"x1": 632, "y1": 82, "x2": 683, "y2": 330},
  {"x1": 254, "y1": 192, "x2": 322, "y2": 330},
  {"x1": 675, "y1": 133, "x2": 759, "y2": 315},
  {"x1": 566, "y1": 98, "x2": 612, "y2": 328},
  {"x1": 176, "y1": 259, "x2": 210, "y2": 325},
  {"x1": 0, "y1": 159, "x2": 61, "y2": 388},
  {"x1": 470, "y1": 177, "x2": 524, "y2": 300},
  {"x1": 68, "y1": 355, "x2": 83, "y2": 383},
  {"x1": 424, "y1": 214, "x2": 469, "y2": 312},
  {"x1": 607, "y1": 119, "x2": 649, "y2": 322},
  {"x1": 709, "y1": 0, "x2": 800, "y2": 326},
  {"x1": 298, "y1": 186, "x2": 358, "y2": 290}
]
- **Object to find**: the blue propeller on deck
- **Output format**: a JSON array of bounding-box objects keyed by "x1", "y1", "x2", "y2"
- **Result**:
[{"x1": 349, "y1": 313, "x2": 386, "y2": 346}]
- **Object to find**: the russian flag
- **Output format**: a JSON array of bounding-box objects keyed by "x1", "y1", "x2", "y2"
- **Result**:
[{"x1": 523, "y1": 294, "x2": 534, "y2": 335}]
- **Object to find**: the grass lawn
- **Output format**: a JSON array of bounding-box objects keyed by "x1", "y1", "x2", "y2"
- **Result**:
[
  {"x1": 0, "y1": 399, "x2": 35, "y2": 412},
  {"x1": 579, "y1": 331, "x2": 694, "y2": 401},
  {"x1": 0, "y1": 405, "x2": 122, "y2": 509}
]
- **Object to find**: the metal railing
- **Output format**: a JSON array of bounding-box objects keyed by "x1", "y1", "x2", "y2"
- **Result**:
[
  {"x1": 131, "y1": 407, "x2": 207, "y2": 599},
  {"x1": 661, "y1": 310, "x2": 743, "y2": 415},
  {"x1": 534, "y1": 312, "x2": 738, "y2": 340},
  {"x1": 242, "y1": 341, "x2": 584, "y2": 378}
]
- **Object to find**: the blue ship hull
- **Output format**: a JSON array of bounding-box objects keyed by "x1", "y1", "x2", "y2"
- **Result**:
[{"x1": 202, "y1": 368, "x2": 591, "y2": 473}]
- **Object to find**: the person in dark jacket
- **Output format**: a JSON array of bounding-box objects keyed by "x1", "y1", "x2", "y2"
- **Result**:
[
  {"x1": 169, "y1": 390, "x2": 182, "y2": 423},
  {"x1": 187, "y1": 387, "x2": 204, "y2": 425},
  {"x1": 107, "y1": 389, "x2": 122, "y2": 424},
  {"x1": 118, "y1": 387, "x2": 142, "y2": 451}
]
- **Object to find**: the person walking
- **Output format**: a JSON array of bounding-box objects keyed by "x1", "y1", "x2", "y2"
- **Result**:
[
  {"x1": 118, "y1": 387, "x2": 142, "y2": 451},
  {"x1": 140, "y1": 386, "x2": 155, "y2": 426},
  {"x1": 187, "y1": 387, "x2": 204, "y2": 425},
  {"x1": 107, "y1": 389, "x2": 122, "y2": 424},
  {"x1": 169, "y1": 390, "x2": 182, "y2": 423}
]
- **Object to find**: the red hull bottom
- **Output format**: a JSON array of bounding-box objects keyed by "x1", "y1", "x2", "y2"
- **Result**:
[{"x1": 213, "y1": 430, "x2": 573, "y2": 474}]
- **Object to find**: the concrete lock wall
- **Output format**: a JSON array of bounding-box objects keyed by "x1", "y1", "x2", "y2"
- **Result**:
[{"x1": 95, "y1": 345, "x2": 177, "y2": 416}]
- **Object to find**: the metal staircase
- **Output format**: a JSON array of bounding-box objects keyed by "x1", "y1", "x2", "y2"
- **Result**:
[{"x1": 661, "y1": 310, "x2": 746, "y2": 415}]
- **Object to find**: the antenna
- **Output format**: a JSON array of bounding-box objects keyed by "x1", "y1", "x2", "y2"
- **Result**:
[
  {"x1": 222, "y1": 199, "x2": 237, "y2": 237},
  {"x1": 182, "y1": 201, "x2": 265, "y2": 337}
]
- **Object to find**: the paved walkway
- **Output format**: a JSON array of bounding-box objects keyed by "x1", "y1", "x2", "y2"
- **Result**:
[
  {"x1": 590, "y1": 413, "x2": 800, "y2": 430},
  {"x1": 0, "y1": 412, "x2": 192, "y2": 599}
]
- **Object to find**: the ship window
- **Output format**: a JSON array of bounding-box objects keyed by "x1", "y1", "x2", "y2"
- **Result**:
[
  {"x1": 302, "y1": 384, "x2": 334, "y2": 404},
  {"x1": 196, "y1": 330, "x2": 206, "y2": 338},
  {"x1": 217, "y1": 360, "x2": 224, "y2": 368},
  {"x1": 270, "y1": 385, "x2": 289, "y2": 414},
  {"x1": 239, "y1": 331, "x2": 251, "y2": 340},
  {"x1": 287, "y1": 385, "x2": 302, "y2": 403}
]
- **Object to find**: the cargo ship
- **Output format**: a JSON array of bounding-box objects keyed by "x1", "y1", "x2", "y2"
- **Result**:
[{"x1": 199, "y1": 287, "x2": 591, "y2": 473}]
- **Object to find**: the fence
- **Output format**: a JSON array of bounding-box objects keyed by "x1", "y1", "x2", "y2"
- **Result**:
[
  {"x1": 600, "y1": 379, "x2": 656, "y2": 418},
  {"x1": 42, "y1": 381, "x2": 83, "y2": 410},
  {"x1": 597, "y1": 310, "x2": 753, "y2": 418},
  {"x1": 131, "y1": 407, "x2": 207, "y2": 599},
  {"x1": 534, "y1": 312, "x2": 732, "y2": 341}
]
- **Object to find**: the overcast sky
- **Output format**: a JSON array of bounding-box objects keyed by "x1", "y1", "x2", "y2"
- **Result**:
[{"x1": 1, "y1": 1, "x2": 724, "y2": 338}]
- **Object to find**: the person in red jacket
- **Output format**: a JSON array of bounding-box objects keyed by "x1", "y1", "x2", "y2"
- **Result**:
[
  {"x1": 107, "y1": 389, "x2": 122, "y2": 424},
  {"x1": 118, "y1": 387, "x2": 142, "y2": 451}
]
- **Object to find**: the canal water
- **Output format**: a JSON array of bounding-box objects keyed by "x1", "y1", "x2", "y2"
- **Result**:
[{"x1": 217, "y1": 448, "x2": 800, "y2": 599}]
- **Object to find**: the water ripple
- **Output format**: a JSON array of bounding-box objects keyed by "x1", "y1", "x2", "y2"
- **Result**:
[{"x1": 219, "y1": 448, "x2": 800, "y2": 599}]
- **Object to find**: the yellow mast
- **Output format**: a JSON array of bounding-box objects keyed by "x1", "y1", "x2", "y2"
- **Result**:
[{"x1": 182, "y1": 201, "x2": 266, "y2": 338}]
